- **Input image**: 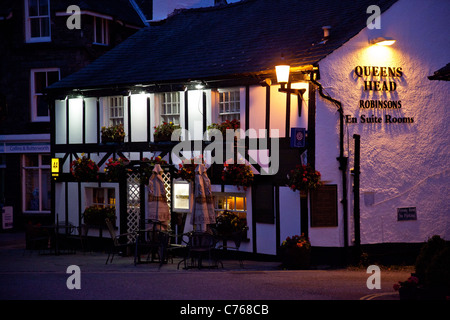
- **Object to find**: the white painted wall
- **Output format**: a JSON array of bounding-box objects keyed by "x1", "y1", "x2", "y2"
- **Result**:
[{"x1": 315, "y1": 0, "x2": 450, "y2": 246}]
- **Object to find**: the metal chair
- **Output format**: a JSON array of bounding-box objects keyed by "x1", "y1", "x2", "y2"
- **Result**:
[
  {"x1": 179, "y1": 231, "x2": 220, "y2": 269},
  {"x1": 105, "y1": 218, "x2": 136, "y2": 264},
  {"x1": 217, "y1": 229, "x2": 247, "y2": 268},
  {"x1": 134, "y1": 219, "x2": 166, "y2": 266}
]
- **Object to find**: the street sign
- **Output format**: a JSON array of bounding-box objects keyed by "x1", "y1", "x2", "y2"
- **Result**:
[{"x1": 51, "y1": 158, "x2": 60, "y2": 178}]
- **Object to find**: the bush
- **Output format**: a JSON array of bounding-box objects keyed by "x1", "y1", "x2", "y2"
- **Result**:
[
  {"x1": 426, "y1": 246, "x2": 450, "y2": 289},
  {"x1": 415, "y1": 235, "x2": 448, "y2": 285}
]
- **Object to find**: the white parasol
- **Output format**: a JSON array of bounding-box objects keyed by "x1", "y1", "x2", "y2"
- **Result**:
[
  {"x1": 147, "y1": 164, "x2": 170, "y2": 230},
  {"x1": 191, "y1": 163, "x2": 216, "y2": 231}
]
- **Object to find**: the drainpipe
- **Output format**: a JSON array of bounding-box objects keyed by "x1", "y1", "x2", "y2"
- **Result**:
[{"x1": 310, "y1": 75, "x2": 349, "y2": 261}]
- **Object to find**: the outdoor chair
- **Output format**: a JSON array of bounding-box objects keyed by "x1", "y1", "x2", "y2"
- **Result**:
[
  {"x1": 178, "y1": 231, "x2": 221, "y2": 269},
  {"x1": 134, "y1": 219, "x2": 167, "y2": 266},
  {"x1": 105, "y1": 218, "x2": 136, "y2": 264},
  {"x1": 65, "y1": 224, "x2": 90, "y2": 253},
  {"x1": 217, "y1": 228, "x2": 247, "y2": 268}
]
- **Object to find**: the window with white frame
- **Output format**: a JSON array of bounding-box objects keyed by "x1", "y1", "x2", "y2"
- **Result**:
[
  {"x1": 160, "y1": 92, "x2": 180, "y2": 125},
  {"x1": 214, "y1": 192, "x2": 247, "y2": 222},
  {"x1": 25, "y1": 0, "x2": 51, "y2": 42},
  {"x1": 85, "y1": 187, "x2": 116, "y2": 208},
  {"x1": 94, "y1": 16, "x2": 109, "y2": 45},
  {"x1": 30, "y1": 68, "x2": 60, "y2": 121},
  {"x1": 108, "y1": 96, "x2": 124, "y2": 126},
  {"x1": 218, "y1": 89, "x2": 240, "y2": 122},
  {"x1": 22, "y1": 154, "x2": 51, "y2": 213}
]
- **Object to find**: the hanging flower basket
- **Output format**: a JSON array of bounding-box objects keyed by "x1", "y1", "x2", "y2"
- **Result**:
[
  {"x1": 221, "y1": 163, "x2": 254, "y2": 190},
  {"x1": 70, "y1": 154, "x2": 99, "y2": 181},
  {"x1": 153, "y1": 122, "x2": 180, "y2": 142},
  {"x1": 280, "y1": 234, "x2": 311, "y2": 269},
  {"x1": 82, "y1": 205, "x2": 116, "y2": 227},
  {"x1": 140, "y1": 156, "x2": 168, "y2": 184},
  {"x1": 101, "y1": 124, "x2": 125, "y2": 144},
  {"x1": 287, "y1": 164, "x2": 322, "y2": 194},
  {"x1": 176, "y1": 156, "x2": 204, "y2": 182},
  {"x1": 104, "y1": 157, "x2": 130, "y2": 181}
]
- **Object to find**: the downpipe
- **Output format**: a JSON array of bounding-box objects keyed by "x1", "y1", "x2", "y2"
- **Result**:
[{"x1": 310, "y1": 77, "x2": 349, "y2": 259}]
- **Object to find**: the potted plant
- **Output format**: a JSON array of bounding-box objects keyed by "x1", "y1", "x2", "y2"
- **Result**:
[
  {"x1": 280, "y1": 234, "x2": 311, "y2": 269},
  {"x1": 101, "y1": 123, "x2": 125, "y2": 143},
  {"x1": 221, "y1": 163, "x2": 254, "y2": 190},
  {"x1": 104, "y1": 157, "x2": 130, "y2": 181},
  {"x1": 82, "y1": 205, "x2": 116, "y2": 227},
  {"x1": 215, "y1": 211, "x2": 248, "y2": 238},
  {"x1": 70, "y1": 154, "x2": 99, "y2": 181},
  {"x1": 287, "y1": 164, "x2": 322, "y2": 196},
  {"x1": 393, "y1": 276, "x2": 420, "y2": 300},
  {"x1": 153, "y1": 122, "x2": 180, "y2": 142},
  {"x1": 207, "y1": 119, "x2": 240, "y2": 135}
]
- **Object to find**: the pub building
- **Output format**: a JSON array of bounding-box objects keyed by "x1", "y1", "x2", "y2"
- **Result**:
[{"x1": 47, "y1": 0, "x2": 449, "y2": 265}]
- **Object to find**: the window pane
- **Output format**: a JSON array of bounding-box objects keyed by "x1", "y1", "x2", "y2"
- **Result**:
[
  {"x1": 226, "y1": 196, "x2": 235, "y2": 210},
  {"x1": 25, "y1": 168, "x2": 39, "y2": 211},
  {"x1": 29, "y1": 0, "x2": 38, "y2": 16},
  {"x1": 30, "y1": 18, "x2": 40, "y2": 38},
  {"x1": 38, "y1": 0, "x2": 49, "y2": 16},
  {"x1": 47, "y1": 71, "x2": 59, "y2": 86},
  {"x1": 34, "y1": 72, "x2": 46, "y2": 93},
  {"x1": 41, "y1": 155, "x2": 51, "y2": 166},
  {"x1": 24, "y1": 155, "x2": 39, "y2": 167},
  {"x1": 95, "y1": 18, "x2": 102, "y2": 42},
  {"x1": 41, "y1": 169, "x2": 51, "y2": 210},
  {"x1": 40, "y1": 17, "x2": 49, "y2": 37},
  {"x1": 108, "y1": 189, "x2": 116, "y2": 206},
  {"x1": 236, "y1": 197, "x2": 245, "y2": 211},
  {"x1": 36, "y1": 95, "x2": 48, "y2": 117}
]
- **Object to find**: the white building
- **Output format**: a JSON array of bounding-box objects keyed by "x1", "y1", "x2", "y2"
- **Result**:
[{"x1": 47, "y1": 0, "x2": 450, "y2": 265}]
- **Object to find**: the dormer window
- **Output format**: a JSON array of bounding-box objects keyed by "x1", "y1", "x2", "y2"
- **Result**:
[
  {"x1": 94, "y1": 16, "x2": 109, "y2": 45},
  {"x1": 25, "y1": 0, "x2": 51, "y2": 43}
]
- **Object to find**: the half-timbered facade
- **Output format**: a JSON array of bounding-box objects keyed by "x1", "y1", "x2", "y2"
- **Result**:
[{"x1": 47, "y1": 0, "x2": 449, "y2": 264}]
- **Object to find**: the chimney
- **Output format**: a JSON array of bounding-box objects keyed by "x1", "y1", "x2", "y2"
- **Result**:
[
  {"x1": 322, "y1": 26, "x2": 331, "y2": 40},
  {"x1": 215, "y1": 0, "x2": 228, "y2": 6}
]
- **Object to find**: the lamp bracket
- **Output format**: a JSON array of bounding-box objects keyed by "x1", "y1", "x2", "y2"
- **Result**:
[{"x1": 278, "y1": 85, "x2": 306, "y2": 117}]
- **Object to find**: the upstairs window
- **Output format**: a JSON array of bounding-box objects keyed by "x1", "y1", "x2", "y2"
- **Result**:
[
  {"x1": 94, "y1": 16, "x2": 109, "y2": 45},
  {"x1": 25, "y1": 0, "x2": 51, "y2": 43},
  {"x1": 160, "y1": 92, "x2": 180, "y2": 125},
  {"x1": 108, "y1": 96, "x2": 124, "y2": 126},
  {"x1": 30, "y1": 68, "x2": 60, "y2": 122},
  {"x1": 218, "y1": 89, "x2": 240, "y2": 122}
]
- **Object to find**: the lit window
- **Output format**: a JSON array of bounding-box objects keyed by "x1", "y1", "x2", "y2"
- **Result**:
[
  {"x1": 160, "y1": 92, "x2": 180, "y2": 125},
  {"x1": 214, "y1": 192, "x2": 247, "y2": 221},
  {"x1": 30, "y1": 68, "x2": 60, "y2": 121},
  {"x1": 22, "y1": 154, "x2": 51, "y2": 213},
  {"x1": 25, "y1": 0, "x2": 51, "y2": 42},
  {"x1": 94, "y1": 16, "x2": 109, "y2": 45},
  {"x1": 86, "y1": 187, "x2": 116, "y2": 208},
  {"x1": 219, "y1": 89, "x2": 240, "y2": 122},
  {"x1": 108, "y1": 96, "x2": 124, "y2": 126}
]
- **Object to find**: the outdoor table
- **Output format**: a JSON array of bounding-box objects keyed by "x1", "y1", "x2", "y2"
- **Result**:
[{"x1": 177, "y1": 231, "x2": 222, "y2": 270}]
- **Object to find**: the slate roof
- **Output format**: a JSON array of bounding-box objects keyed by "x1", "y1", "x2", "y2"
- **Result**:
[
  {"x1": 48, "y1": 0, "x2": 398, "y2": 91},
  {"x1": 53, "y1": 0, "x2": 147, "y2": 27}
]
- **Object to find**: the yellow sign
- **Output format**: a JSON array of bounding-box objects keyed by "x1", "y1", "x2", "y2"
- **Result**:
[{"x1": 51, "y1": 158, "x2": 59, "y2": 176}]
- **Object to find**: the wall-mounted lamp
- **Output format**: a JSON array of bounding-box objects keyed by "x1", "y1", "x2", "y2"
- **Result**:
[
  {"x1": 369, "y1": 36, "x2": 396, "y2": 46},
  {"x1": 275, "y1": 63, "x2": 306, "y2": 117}
]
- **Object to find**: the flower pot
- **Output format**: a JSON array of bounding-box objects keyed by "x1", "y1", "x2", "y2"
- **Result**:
[{"x1": 281, "y1": 246, "x2": 311, "y2": 270}]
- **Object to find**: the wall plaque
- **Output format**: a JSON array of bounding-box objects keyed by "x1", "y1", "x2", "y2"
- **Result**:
[
  {"x1": 310, "y1": 185, "x2": 338, "y2": 227},
  {"x1": 397, "y1": 207, "x2": 417, "y2": 221}
]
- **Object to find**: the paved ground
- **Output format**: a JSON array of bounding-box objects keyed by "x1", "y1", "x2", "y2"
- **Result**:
[{"x1": 0, "y1": 232, "x2": 413, "y2": 304}]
